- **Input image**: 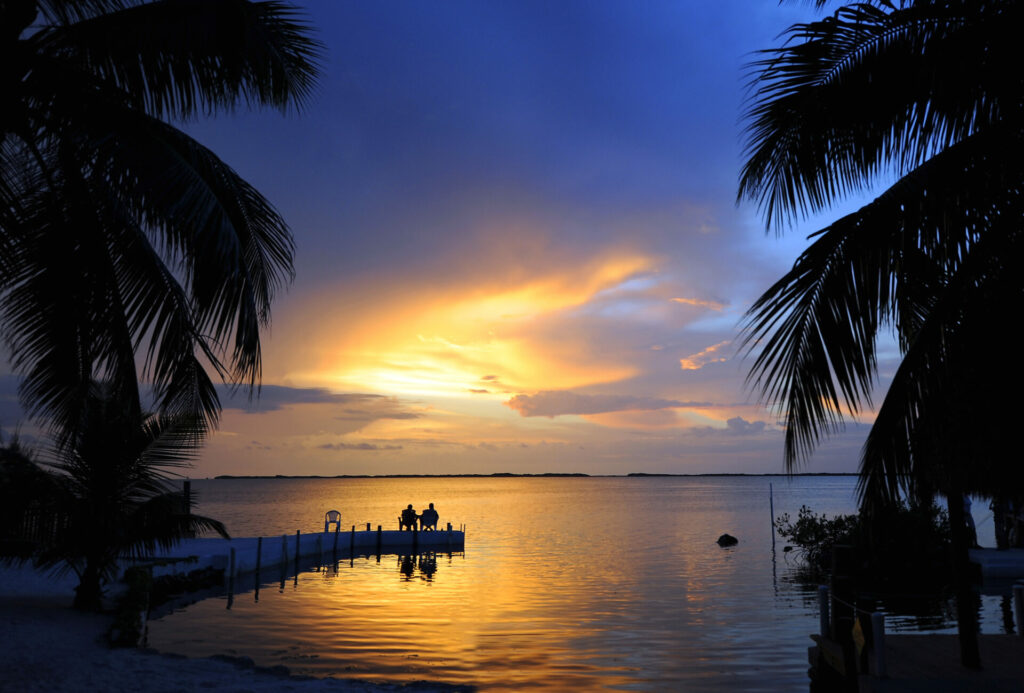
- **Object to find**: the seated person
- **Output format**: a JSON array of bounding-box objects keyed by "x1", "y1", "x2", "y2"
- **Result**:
[
  {"x1": 400, "y1": 504, "x2": 418, "y2": 531},
  {"x1": 419, "y1": 503, "x2": 439, "y2": 531}
]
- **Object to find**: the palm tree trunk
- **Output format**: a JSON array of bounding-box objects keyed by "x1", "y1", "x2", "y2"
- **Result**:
[{"x1": 946, "y1": 489, "x2": 981, "y2": 669}]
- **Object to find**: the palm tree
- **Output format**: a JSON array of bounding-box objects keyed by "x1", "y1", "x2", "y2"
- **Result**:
[
  {"x1": 0, "y1": 0, "x2": 321, "y2": 441},
  {"x1": 0, "y1": 385, "x2": 228, "y2": 611},
  {"x1": 738, "y1": 0, "x2": 1023, "y2": 668}
]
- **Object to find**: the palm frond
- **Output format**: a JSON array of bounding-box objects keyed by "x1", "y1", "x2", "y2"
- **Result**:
[
  {"x1": 739, "y1": 0, "x2": 1019, "y2": 228},
  {"x1": 743, "y1": 126, "x2": 1024, "y2": 468},
  {"x1": 34, "y1": 0, "x2": 323, "y2": 120},
  {"x1": 858, "y1": 217, "x2": 1024, "y2": 508}
]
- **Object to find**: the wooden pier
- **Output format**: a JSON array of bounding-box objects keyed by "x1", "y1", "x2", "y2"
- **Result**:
[
  {"x1": 856, "y1": 634, "x2": 1024, "y2": 692},
  {"x1": 809, "y1": 545, "x2": 1024, "y2": 692},
  {"x1": 138, "y1": 525, "x2": 466, "y2": 581}
]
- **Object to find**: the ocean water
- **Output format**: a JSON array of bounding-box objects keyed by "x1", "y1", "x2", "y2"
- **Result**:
[{"x1": 146, "y1": 476, "x2": 1010, "y2": 691}]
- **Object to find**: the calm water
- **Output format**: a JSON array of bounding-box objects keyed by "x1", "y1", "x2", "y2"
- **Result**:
[{"x1": 146, "y1": 476, "x2": 1009, "y2": 691}]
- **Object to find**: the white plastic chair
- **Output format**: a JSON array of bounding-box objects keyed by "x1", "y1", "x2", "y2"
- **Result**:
[{"x1": 324, "y1": 509, "x2": 342, "y2": 532}]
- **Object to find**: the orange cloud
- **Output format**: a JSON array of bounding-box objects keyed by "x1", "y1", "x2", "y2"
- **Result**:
[
  {"x1": 679, "y1": 340, "x2": 731, "y2": 370},
  {"x1": 272, "y1": 249, "x2": 656, "y2": 399},
  {"x1": 670, "y1": 297, "x2": 726, "y2": 311}
]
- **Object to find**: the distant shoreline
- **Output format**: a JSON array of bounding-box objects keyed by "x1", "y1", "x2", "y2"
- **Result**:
[{"x1": 210, "y1": 472, "x2": 859, "y2": 479}]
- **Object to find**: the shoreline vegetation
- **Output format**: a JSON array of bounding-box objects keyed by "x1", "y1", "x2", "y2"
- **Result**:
[{"x1": 212, "y1": 472, "x2": 859, "y2": 479}]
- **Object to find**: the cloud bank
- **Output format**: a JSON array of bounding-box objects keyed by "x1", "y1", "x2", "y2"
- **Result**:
[{"x1": 505, "y1": 390, "x2": 713, "y2": 418}]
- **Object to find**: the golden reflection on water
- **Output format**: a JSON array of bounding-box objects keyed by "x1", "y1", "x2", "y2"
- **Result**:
[{"x1": 147, "y1": 476, "x2": 873, "y2": 690}]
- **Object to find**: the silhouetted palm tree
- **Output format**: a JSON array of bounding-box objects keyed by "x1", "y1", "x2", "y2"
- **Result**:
[
  {"x1": 738, "y1": 0, "x2": 1023, "y2": 668},
  {"x1": 0, "y1": 0, "x2": 321, "y2": 441},
  {"x1": 0, "y1": 385, "x2": 227, "y2": 610}
]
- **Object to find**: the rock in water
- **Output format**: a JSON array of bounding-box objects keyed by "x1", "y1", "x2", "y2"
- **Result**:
[{"x1": 716, "y1": 533, "x2": 738, "y2": 547}]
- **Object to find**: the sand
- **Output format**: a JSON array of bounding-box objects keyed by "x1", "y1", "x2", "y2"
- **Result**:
[{"x1": 0, "y1": 566, "x2": 471, "y2": 692}]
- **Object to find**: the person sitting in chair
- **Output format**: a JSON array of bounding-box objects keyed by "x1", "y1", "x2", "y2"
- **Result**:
[
  {"x1": 400, "y1": 504, "x2": 418, "y2": 531},
  {"x1": 420, "y1": 502, "x2": 439, "y2": 531}
]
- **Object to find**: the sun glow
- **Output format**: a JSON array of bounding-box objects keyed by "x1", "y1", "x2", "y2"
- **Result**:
[{"x1": 279, "y1": 251, "x2": 655, "y2": 400}]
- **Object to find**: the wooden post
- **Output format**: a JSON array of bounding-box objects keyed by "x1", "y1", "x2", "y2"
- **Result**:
[
  {"x1": 255, "y1": 536, "x2": 263, "y2": 602},
  {"x1": 871, "y1": 612, "x2": 886, "y2": 678},
  {"x1": 281, "y1": 534, "x2": 287, "y2": 567},
  {"x1": 227, "y1": 547, "x2": 236, "y2": 609},
  {"x1": 1014, "y1": 584, "x2": 1024, "y2": 637},
  {"x1": 830, "y1": 544, "x2": 857, "y2": 683},
  {"x1": 366, "y1": 522, "x2": 371, "y2": 531},
  {"x1": 818, "y1": 585, "x2": 830, "y2": 637},
  {"x1": 295, "y1": 530, "x2": 301, "y2": 572},
  {"x1": 376, "y1": 524, "x2": 382, "y2": 554},
  {"x1": 413, "y1": 525, "x2": 419, "y2": 554},
  {"x1": 316, "y1": 533, "x2": 323, "y2": 568},
  {"x1": 349, "y1": 525, "x2": 355, "y2": 554},
  {"x1": 183, "y1": 479, "x2": 194, "y2": 538},
  {"x1": 769, "y1": 482, "x2": 775, "y2": 549}
]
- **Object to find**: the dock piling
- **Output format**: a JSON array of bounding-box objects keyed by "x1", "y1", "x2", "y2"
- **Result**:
[
  {"x1": 281, "y1": 534, "x2": 287, "y2": 567},
  {"x1": 366, "y1": 522, "x2": 371, "y2": 531},
  {"x1": 769, "y1": 482, "x2": 775, "y2": 549},
  {"x1": 227, "y1": 547, "x2": 236, "y2": 609},
  {"x1": 1014, "y1": 583, "x2": 1024, "y2": 637},
  {"x1": 818, "y1": 585, "x2": 829, "y2": 637},
  {"x1": 295, "y1": 530, "x2": 301, "y2": 572},
  {"x1": 349, "y1": 525, "x2": 355, "y2": 554},
  {"x1": 376, "y1": 524, "x2": 382, "y2": 554},
  {"x1": 871, "y1": 611, "x2": 886, "y2": 677}
]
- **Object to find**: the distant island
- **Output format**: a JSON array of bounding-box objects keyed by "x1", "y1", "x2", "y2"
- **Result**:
[{"x1": 211, "y1": 471, "x2": 858, "y2": 479}]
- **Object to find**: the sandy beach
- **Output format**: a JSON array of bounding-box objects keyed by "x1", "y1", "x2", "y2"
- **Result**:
[{"x1": 0, "y1": 566, "x2": 470, "y2": 692}]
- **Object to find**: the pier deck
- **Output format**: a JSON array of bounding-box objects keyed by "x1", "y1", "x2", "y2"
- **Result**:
[
  {"x1": 969, "y1": 548, "x2": 1024, "y2": 579},
  {"x1": 140, "y1": 528, "x2": 465, "y2": 579},
  {"x1": 858, "y1": 634, "x2": 1024, "y2": 692}
]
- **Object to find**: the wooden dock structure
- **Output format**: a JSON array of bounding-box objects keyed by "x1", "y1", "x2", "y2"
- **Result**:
[
  {"x1": 138, "y1": 525, "x2": 466, "y2": 581},
  {"x1": 856, "y1": 634, "x2": 1024, "y2": 692}
]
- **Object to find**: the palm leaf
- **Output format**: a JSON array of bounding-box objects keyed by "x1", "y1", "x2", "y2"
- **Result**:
[
  {"x1": 742, "y1": 126, "x2": 1024, "y2": 468},
  {"x1": 739, "y1": 0, "x2": 1019, "y2": 228},
  {"x1": 33, "y1": 0, "x2": 322, "y2": 120}
]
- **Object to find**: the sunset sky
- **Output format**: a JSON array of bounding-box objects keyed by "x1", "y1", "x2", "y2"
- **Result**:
[{"x1": 2, "y1": 1, "x2": 892, "y2": 476}]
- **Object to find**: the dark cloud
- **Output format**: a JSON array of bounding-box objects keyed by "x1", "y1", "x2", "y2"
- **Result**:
[
  {"x1": 690, "y1": 416, "x2": 771, "y2": 437},
  {"x1": 506, "y1": 390, "x2": 713, "y2": 418},
  {"x1": 467, "y1": 389, "x2": 489, "y2": 394},
  {"x1": 219, "y1": 385, "x2": 387, "y2": 413},
  {"x1": 725, "y1": 417, "x2": 767, "y2": 435},
  {"x1": 319, "y1": 442, "x2": 403, "y2": 451}
]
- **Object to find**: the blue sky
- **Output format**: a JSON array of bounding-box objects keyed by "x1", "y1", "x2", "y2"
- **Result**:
[{"x1": 2, "y1": 1, "x2": 891, "y2": 476}]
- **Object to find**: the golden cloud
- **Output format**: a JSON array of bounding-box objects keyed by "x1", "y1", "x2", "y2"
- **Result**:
[
  {"x1": 679, "y1": 340, "x2": 731, "y2": 370},
  {"x1": 670, "y1": 297, "x2": 726, "y2": 311}
]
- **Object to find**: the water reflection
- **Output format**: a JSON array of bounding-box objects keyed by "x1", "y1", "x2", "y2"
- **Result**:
[
  {"x1": 398, "y1": 552, "x2": 439, "y2": 582},
  {"x1": 147, "y1": 477, "x2": 1014, "y2": 692}
]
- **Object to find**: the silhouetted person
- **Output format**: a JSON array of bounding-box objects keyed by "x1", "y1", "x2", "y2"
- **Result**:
[
  {"x1": 420, "y1": 502, "x2": 439, "y2": 531},
  {"x1": 400, "y1": 504, "x2": 418, "y2": 531}
]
